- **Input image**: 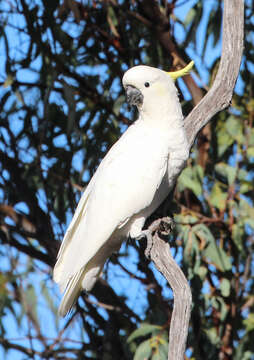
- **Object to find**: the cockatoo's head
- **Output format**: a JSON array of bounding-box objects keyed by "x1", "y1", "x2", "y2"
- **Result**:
[{"x1": 122, "y1": 61, "x2": 194, "y2": 116}]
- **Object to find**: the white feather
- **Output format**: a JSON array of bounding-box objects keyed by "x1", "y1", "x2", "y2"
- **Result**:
[{"x1": 53, "y1": 65, "x2": 189, "y2": 316}]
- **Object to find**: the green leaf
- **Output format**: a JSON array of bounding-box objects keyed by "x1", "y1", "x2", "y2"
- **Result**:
[
  {"x1": 133, "y1": 339, "x2": 152, "y2": 360},
  {"x1": 127, "y1": 323, "x2": 162, "y2": 343},
  {"x1": 217, "y1": 126, "x2": 234, "y2": 156},
  {"x1": 151, "y1": 352, "x2": 160, "y2": 360},
  {"x1": 174, "y1": 214, "x2": 198, "y2": 225},
  {"x1": 107, "y1": 6, "x2": 119, "y2": 37},
  {"x1": 182, "y1": 2, "x2": 203, "y2": 50},
  {"x1": 150, "y1": 334, "x2": 168, "y2": 360},
  {"x1": 220, "y1": 278, "x2": 231, "y2": 297},
  {"x1": 196, "y1": 165, "x2": 204, "y2": 181},
  {"x1": 238, "y1": 168, "x2": 249, "y2": 181},
  {"x1": 195, "y1": 265, "x2": 208, "y2": 280},
  {"x1": 239, "y1": 198, "x2": 254, "y2": 220},
  {"x1": 21, "y1": 284, "x2": 38, "y2": 325},
  {"x1": 157, "y1": 341, "x2": 168, "y2": 359},
  {"x1": 232, "y1": 223, "x2": 244, "y2": 251},
  {"x1": 203, "y1": 241, "x2": 231, "y2": 272},
  {"x1": 209, "y1": 183, "x2": 227, "y2": 210},
  {"x1": 174, "y1": 223, "x2": 190, "y2": 239},
  {"x1": 215, "y1": 162, "x2": 237, "y2": 185},
  {"x1": 242, "y1": 352, "x2": 253, "y2": 360},
  {"x1": 248, "y1": 127, "x2": 254, "y2": 146},
  {"x1": 178, "y1": 167, "x2": 202, "y2": 196},
  {"x1": 152, "y1": 348, "x2": 167, "y2": 360},
  {"x1": 113, "y1": 95, "x2": 125, "y2": 116},
  {"x1": 183, "y1": 230, "x2": 198, "y2": 266},
  {"x1": 184, "y1": 8, "x2": 196, "y2": 27},
  {"x1": 246, "y1": 146, "x2": 254, "y2": 158},
  {"x1": 245, "y1": 218, "x2": 254, "y2": 228},
  {"x1": 193, "y1": 223, "x2": 231, "y2": 271},
  {"x1": 240, "y1": 181, "x2": 253, "y2": 194},
  {"x1": 193, "y1": 223, "x2": 215, "y2": 243},
  {"x1": 243, "y1": 314, "x2": 254, "y2": 332},
  {"x1": 225, "y1": 116, "x2": 243, "y2": 143},
  {"x1": 204, "y1": 327, "x2": 220, "y2": 346},
  {"x1": 235, "y1": 335, "x2": 254, "y2": 360},
  {"x1": 211, "y1": 296, "x2": 228, "y2": 321}
]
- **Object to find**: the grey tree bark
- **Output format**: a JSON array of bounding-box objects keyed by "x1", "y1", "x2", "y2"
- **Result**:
[{"x1": 146, "y1": 1, "x2": 244, "y2": 359}]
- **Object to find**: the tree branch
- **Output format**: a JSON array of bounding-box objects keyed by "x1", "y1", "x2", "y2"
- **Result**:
[
  {"x1": 146, "y1": 1, "x2": 244, "y2": 359},
  {"x1": 146, "y1": 218, "x2": 192, "y2": 360},
  {"x1": 137, "y1": 0, "x2": 204, "y2": 104},
  {"x1": 184, "y1": 0, "x2": 244, "y2": 148}
]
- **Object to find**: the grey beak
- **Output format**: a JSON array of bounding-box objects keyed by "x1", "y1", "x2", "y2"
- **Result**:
[{"x1": 125, "y1": 85, "x2": 143, "y2": 107}]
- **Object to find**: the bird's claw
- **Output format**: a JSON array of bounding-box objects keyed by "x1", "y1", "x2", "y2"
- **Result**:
[
  {"x1": 158, "y1": 217, "x2": 175, "y2": 236},
  {"x1": 144, "y1": 216, "x2": 174, "y2": 259}
]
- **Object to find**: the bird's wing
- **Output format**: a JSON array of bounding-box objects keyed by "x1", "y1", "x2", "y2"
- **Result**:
[
  {"x1": 54, "y1": 172, "x2": 97, "y2": 264},
  {"x1": 53, "y1": 122, "x2": 169, "y2": 290}
]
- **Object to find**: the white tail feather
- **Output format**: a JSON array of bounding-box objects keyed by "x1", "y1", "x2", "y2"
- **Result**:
[
  {"x1": 58, "y1": 269, "x2": 84, "y2": 316},
  {"x1": 53, "y1": 193, "x2": 90, "y2": 284},
  {"x1": 58, "y1": 262, "x2": 104, "y2": 316}
]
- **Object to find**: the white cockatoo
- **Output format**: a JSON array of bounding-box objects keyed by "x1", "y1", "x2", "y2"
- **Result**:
[{"x1": 53, "y1": 61, "x2": 194, "y2": 316}]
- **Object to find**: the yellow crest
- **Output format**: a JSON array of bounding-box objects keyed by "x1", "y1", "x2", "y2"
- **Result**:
[{"x1": 167, "y1": 61, "x2": 194, "y2": 81}]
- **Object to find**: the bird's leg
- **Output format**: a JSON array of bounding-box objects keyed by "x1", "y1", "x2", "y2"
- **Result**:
[
  {"x1": 135, "y1": 229, "x2": 154, "y2": 259},
  {"x1": 134, "y1": 229, "x2": 154, "y2": 259}
]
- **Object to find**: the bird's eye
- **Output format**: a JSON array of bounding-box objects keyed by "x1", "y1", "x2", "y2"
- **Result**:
[{"x1": 144, "y1": 82, "x2": 150, "y2": 88}]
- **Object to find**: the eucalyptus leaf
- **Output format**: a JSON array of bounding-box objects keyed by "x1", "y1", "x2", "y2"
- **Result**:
[
  {"x1": 232, "y1": 223, "x2": 244, "y2": 251},
  {"x1": 226, "y1": 116, "x2": 243, "y2": 143},
  {"x1": 243, "y1": 314, "x2": 254, "y2": 332},
  {"x1": 215, "y1": 162, "x2": 237, "y2": 185},
  {"x1": 22, "y1": 284, "x2": 38, "y2": 325},
  {"x1": 247, "y1": 146, "x2": 254, "y2": 158},
  {"x1": 133, "y1": 339, "x2": 152, "y2": 360},
  {"x1": 217, "y1": 126, "x2": 234, "y2": 156},
  {"x1": 195, "y1": 265, "x2": 207, "y2": 280},
  {"x1": 203, "y1": 241, "x2": 231, "y2": 272},
  {"x1": 178, "y1": 167, "x2": 202, "y2": 196},
  {"x1": 204, "y1": 327, "x2": 220, "y2": 346},
  {"x1": 209, "y1": 183, "x2": 227, "y2": 210},
  {"x1": 127, "y1": 323, "x2": 162, "y2": 343},
  {"x1": 211, "y1": 296, "x2": 228, "y2": 321},
  {"x1": 220, "y1": 278, "x2": 231, "y2": 297}
]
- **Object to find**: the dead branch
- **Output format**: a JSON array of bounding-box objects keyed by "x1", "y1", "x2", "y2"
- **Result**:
[
  {"x1": 146, "y1": 218, "x2": 192, "y2": 360},
  {"x1": 146, "y1": 1, "x2": 244, "y2": 359},
  {"x1": 184, "y1": 0, "x2": 244, "y2": 148}
]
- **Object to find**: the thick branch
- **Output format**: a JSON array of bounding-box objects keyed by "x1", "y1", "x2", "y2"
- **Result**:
[
  {"x1": 184, "y1": 0, "x2": 244, "y2": 148},
  {"x1": 146, "y1": 1, "x2": 244, "y2": 359},
  {"x1": 146, "y1": 218, "x2": 192, "y2": 360}
]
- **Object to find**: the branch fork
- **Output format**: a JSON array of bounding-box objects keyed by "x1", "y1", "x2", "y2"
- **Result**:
[{"x1": 144, "y1": 1, "x2": 244, "y2": 359}]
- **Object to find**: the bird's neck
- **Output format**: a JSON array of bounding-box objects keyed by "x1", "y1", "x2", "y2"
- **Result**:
[
  {"x1": 139, "y1": 97, "x2": 184, "y2": 133},
  {"x1": 137, "y1": 98, "x2": 189, "y2": 159}
]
